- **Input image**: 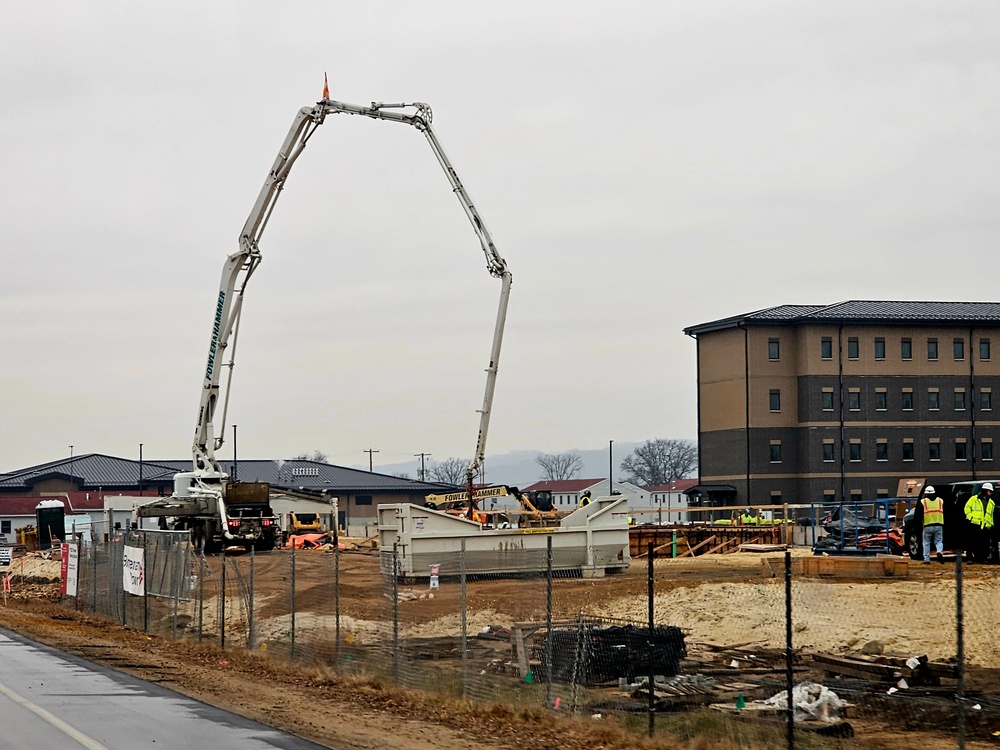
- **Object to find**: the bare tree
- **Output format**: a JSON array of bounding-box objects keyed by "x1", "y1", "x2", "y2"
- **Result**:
[
  {"x1": 535, "y1": 451, "x2": 583, "y2": 481},
  {"x1": 620, "y1": 439, "x2": 697, "y2": 486},
  {"x1": 293, "y1": 450, "x2": 328, "y2": 462},
  {"x1": 429, "y1": 457, "x2": 468, "y2": 485}
]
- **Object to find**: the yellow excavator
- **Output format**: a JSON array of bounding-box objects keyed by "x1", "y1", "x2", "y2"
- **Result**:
[{"x1": 424, "y1": 486, "x2": 558, "y2": 527}]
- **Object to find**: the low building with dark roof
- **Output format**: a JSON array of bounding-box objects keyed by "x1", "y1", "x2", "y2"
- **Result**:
[
  {"x1": 0, "y1": 454, "x2": 455, "y2": 537},
  {"x1": 684, "y1": 301, "x2": 1000, "y2": 507}
]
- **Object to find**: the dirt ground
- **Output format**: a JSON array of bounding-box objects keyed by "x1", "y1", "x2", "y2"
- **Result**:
[{"x1": 1, "y1": 547, "x2": 997, "y2": 750}]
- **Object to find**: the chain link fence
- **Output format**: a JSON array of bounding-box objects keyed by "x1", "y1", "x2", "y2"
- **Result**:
[{"x1": 61, "y1": 530, "x2": 998, "y2": 748}]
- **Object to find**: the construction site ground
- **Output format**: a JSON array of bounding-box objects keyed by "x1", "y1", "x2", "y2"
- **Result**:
[{"x1": 1, "y1": 546, "x2": 998, "y2": 749}]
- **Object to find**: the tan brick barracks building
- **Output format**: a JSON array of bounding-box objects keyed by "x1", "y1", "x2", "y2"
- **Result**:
[{"x1": 684, "y1": 301, "x2": 1000, "y2": 507}]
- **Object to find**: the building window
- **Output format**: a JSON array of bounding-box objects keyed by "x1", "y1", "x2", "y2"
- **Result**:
[
  {"x1": 927, "y1": 338, "x2": 938, "y2": 360},
  {"x1": 983, "y1": 442, "x2": 994, "y2": 461},
  {"x1": 928, "y1": 390, "x2": 940, "y2": 411},
  {"x1": 850, "y1": 490, "x2": 863, "y2": 503},
  {"x1": 821, "y1": 337, "x2": 833, "y2": 360},
  {"x1": 929, "y1": 441, "x2": 941, "y2": 461},
  {"x1": 877, "y1": 489, "x2": 890, "y2": 499},
  {"x1": 848, "y1": 391, "x2": 860, "y2": 411},
  {"x1": 768, "y1": 338, "x2": 780, "y2": 361},
  {"x1": 848, "y1": 337, "x2": 859, "y2": 360},
  {"x1": 901, "y1": 338, "x2": 912, "y2": 360},
  {"x1": 849, "y1": 442, "x2": 862, "y2": 462},
  {"x1": 823, "y1": 490, "x2": 836, "y2": 503},
  {"x1": 769, "y1": 389, "x2": 781, "y2": 412},
  {"x1": 955, "y1": 389, "x2": 967, "y2": 411},
  {"x1": 876, "y1": 442, "x2": 888, "y2": 461},
  {"x1": 874, "y1": 337, "x2": 885, "y2": 360},
  {"x1": 875, "y1": 391, "x2": 887, "y2": 411},
  {"x1": 902, "y1": 441, "x2": 914, "y2": 461},
  {"x1": 769, "y1": 442, "x2": 782, "y2": 463},
  {"x1": 982, "y1": 389, "x2": 993, "y2": 411},
  {"x1": 956, "y1": 441, "x2": 968, "y2": 461},
  {"x1": 355, "y1": 495, "x2": 373, "y2": 506},
  {"x1": 981, "y1": 338, "x2": 991, "y2": 361},
  {"x1": 822, "y1": 443, "x2": 834, "y2": 462},
  {"x1": 954, "y1": 338, "x2": 965, "y2": 361},
  {"x1": 822, "y1": 390, "x2": 834, "y2": 411},
  {"x1": 0, "y1": 520, "x2": 9, "y2": 535},
  {"x1": 901, "y1": 390, "x2": 914, "y2": 411}
]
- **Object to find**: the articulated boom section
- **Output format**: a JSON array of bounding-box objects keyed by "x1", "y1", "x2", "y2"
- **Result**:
[{"x1": 163, "y1": 90, "x2": 512, "y2": 550}]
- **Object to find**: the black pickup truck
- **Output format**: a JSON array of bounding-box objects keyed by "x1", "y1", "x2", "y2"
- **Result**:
[{"x1": 902, "y1": 480, "x2": 999, "y2": 560}]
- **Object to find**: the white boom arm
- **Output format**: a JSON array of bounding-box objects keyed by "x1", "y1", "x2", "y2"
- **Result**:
[{"x1": 192, "y1": 96, "x2": 512, "y2": 497}]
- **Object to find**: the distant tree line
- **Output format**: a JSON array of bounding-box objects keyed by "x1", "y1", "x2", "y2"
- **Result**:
[{"x1": 534, "y1": 439, "x2": 697, "y2": 486}]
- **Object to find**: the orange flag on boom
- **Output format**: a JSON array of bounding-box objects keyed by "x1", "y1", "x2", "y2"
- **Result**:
[{"x1": 322, "y1": 72, "x2": 329, "y2": 100}]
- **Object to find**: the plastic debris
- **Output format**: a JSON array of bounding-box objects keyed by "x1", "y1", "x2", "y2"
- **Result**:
[{"x1": 763, "y1": 682, "x2": 847, "y2": 723}]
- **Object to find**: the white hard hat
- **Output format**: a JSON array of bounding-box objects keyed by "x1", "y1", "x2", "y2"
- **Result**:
[
  {"x1": 924, "y1": 486, "x2": 936, "y2": 495},
  {"x1": 983, "y1": 482, "x2": 995, "y2": 492}
]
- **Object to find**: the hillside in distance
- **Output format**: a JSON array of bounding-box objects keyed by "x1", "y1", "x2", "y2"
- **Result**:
[{"x1": 367, "y1": 443, "x2": 648, "y2": 486}]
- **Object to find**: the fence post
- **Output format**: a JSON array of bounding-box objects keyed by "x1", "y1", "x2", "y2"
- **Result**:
[
  {"x1": 74, "y1": 538, "x2": 81, "y2": 612},
  {"x1": 290, "y1": 542, "x2": 296, "y2": 660},
  {"x1": 546, "y1": 535, "x2": 553, "y2": 709},
  {"x1": 171, "y1": 535, "x2": 181, "y2": 640},
  {"x1": 392, "y1": 542, "x2": 399, "y2": 684},
  {"x1": 956, "y1": 549, "x2": 966, "y2": 750},
  {"x1": 248, "y1": 543, "x2": 255, "y2": 651},
  {"x1": 143, "y1": 533, "x2": 149, "y2": 632},
  {"x1": 785, "y1": 549, "x2": 794, "y2": 750},
  {"x1": 198, "y1": 552, "x2": 204, "y2": 643},
  {"x1": 334, "y1": 522, "x2": 341, "y2": 665},
  {"x1": 461, "y1": 538, "x2": 468, "y2": 700},
  {"x1": 92, "y1": 540, "x2": 98, "y2": 613},
  {"x1": 121, "y1": 533, "x2": 127, "y2": 627},
  {"x1": 221, "y1": 554, "x2": 226, "y2": 649},
  {"x1": 647, "y1": 541, "x2": 655, "y2": 737}
]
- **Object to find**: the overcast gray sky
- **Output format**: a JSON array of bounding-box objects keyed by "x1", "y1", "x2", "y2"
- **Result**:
[{"x1": 1, "y1": 1, "x2": 997, "y2": 474}]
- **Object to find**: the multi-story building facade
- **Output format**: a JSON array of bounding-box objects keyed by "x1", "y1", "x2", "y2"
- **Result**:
[{"x1": 684, "y1": 301, "x2": 1000, "y2": 507}]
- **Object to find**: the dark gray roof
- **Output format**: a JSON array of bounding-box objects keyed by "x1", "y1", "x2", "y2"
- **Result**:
[
  {"x1": 0, "y1": 454, "x2": 175, "y2": 490},
  {"x1": 0, "y1": 454, "x2": 453, "y2": 494},
  {"x1": 685, "y1": 301, "x2": 1000, "y2": 335}
]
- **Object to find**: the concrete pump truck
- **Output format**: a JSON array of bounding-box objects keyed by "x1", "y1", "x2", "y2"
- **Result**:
[{"x1": 136, "y1": 80, "x2": 512, "y2": 550}]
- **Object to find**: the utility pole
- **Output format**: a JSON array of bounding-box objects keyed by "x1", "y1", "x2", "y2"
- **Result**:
[
  {"x1": 609, "y1": 440, "x2": 614, "y2": 495},
  {"x1": 233, "y1": 425, "x2": 238, "y2": 482},
  {"x1": 138, "y1": 443, "x2": 143, "y2": 497},
  {"x1": 414, "y1": 452, "x2": 431, "y2": 482},
  {"x1": 364, "y1": 448, "x2": 379, "y2": 472}
]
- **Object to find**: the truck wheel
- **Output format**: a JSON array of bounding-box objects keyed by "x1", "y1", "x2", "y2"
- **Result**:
[
  {"x1": 192, "y1": 524, "x2": 206, "y2": 552},
  {"x1": 906, "y1": 529, "x2": 922, "y2": 561},
  {"x1": 253, "y1": 536, "x2": 275, "y2": 553}
]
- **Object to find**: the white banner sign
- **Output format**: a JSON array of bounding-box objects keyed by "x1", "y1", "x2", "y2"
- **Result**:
[
  {"x1": 0, "y1": 548, "x2": 11, "y2": 567},
  {"x1": 60, "y1": 543, "x2": 79, "y2": 597},
  {"x1": 122, "y1": 545, "x2": 145, "y2": 596}
]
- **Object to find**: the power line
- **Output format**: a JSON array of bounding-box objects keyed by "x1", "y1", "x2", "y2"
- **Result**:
[{"x1": 413, "y1": 452, "x2": 432, "y2": 482}]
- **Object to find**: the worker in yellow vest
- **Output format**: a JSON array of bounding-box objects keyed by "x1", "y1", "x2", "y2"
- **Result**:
[
  {"x1": 919, "y1": 486, "x2": 945, "y2": 564},
  {"x1": 964, "y1": 482, "x2": 995, "y2": 563}
]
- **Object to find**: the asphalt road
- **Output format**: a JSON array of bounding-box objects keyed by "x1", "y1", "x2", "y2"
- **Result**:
[{"x1": 0, "y1": 628, "x2": 331, "y2": 750}]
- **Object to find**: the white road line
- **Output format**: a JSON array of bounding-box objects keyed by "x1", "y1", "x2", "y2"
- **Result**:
[{"x1": 0, "y1": 679, "x2": 109, "y2": 750}]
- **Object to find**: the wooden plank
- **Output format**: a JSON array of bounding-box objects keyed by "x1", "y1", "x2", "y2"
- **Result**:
[
  {"x1": 511, "y1": 627, "x2": 530, "y2": 677},
  {"x1": 705, "y1": 537, "x2": 737, "y2": 555},
  {"x1": 679, "y1": 535, "x2": 717, "y2": 558},
  {"x1": 741, "y1": 543, "x2": 788, "y2": 552}
]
